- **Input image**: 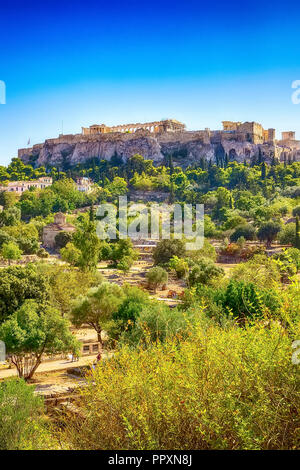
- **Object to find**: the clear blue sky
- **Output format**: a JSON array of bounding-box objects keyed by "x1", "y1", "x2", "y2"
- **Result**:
[{"x1": 1, "y1": 0, "x2": 300, "y2": 165}]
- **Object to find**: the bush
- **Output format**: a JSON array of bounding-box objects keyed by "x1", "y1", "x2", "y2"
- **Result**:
[
  {"x1": 220, "y1": 279, "x2": 281, "y2": 321},
  {"x1": 153, "y1": 239, "x2": 186, "y2": 266},
  {"x1": 188, "y1": 239, "x2": 217, "y2": 262},
  {"x1": 230, "y1": 254, "x2": 281, "y2": 288},
  {"x1": 60, "y1": 242, "x2": 81, "y2": 266},
  {"x1": 146, "y1": 267, "x2": 168, "y2": 291},
  {"x1": 272, "y1": 248, "x2": 300, "y2": 279},
  {"x1": 278, "y1": 223, "x2": 296, "y2": 246},
  {"x1": 36, "y1": 247, "x2": 49, "y2": 258},
  {"x1": 220, "y1": 242, "x2": 241, "y2": 257},
  {"x1": 0, "y1": 379, "x2": 49, "y2": 450},
  {"x1": 119, "y1": 302, "x2": 191, "y2": 347},
  {"x1": 188, "y1": 257, "x2": 224, "y2": 286},
  {"x1": 169, "y1": 256, "x2": 189, "y2": 279},
  {"x1": 230, "y1": 224, "x2": 256, "y2": 242},
  {"x1": 63, "y1": 321, "x2": 300, "y2": 450}
]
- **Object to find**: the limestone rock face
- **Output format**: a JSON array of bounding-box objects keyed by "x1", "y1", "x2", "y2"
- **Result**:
[{"x1": 19, "y1": 130, "x2": 292, "y2": 169}]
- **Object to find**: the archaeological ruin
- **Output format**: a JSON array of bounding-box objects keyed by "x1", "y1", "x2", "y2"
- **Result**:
[{"x1": 18, "y1": 119, "x2": 300, "y2": 169}]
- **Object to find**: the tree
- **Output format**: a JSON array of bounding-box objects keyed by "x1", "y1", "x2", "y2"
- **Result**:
[
  {"x1": 257, "y1": 221, "x2": 282, "y2": 248},
  {"x1": 60, "y1": 242, "x2": 81, "y2": 266},
  {"x1": 261, "y1": 162, "x2": 267, "y2": 180},
  {"x1": 55, "y1": 230, "x2": 73, "y2": 249},
  {"x1": 0, "y1": 206, "x2": 21, "y2": 227},
  {"x1": 153, "y1": 239, "x2": 186, "y2": 266},
  {"x1": 292, "y1": 205, "x2": 300, "y2": 217},
  {"x1": 17, "y1": 236, "x2": 39, "y2": 255},
  {"x1": 0, "y1": 264, "x2": 50, "y2": 323},
  {"x1": 72, "y1": 215, "x2": 101, "y2": 271},
  {"x1": 0, "y1": 378, "x2": 46, "y2": 450},
  {"x1": 0, "y1": 300, "x2": 79, "y2": 380},
  {"x1": 107, "y1": 285, "x2": 151, "y2": 342},
  {"x1": 0, "y1": 229, "x2": 15, "y2": 248},
  {"x1": 1, "y1": 241, "x2": 22, "y2": 265},
  {"x1": 71, "y1": 282, "x2": 124, "y2": 345},
  {"x1": 106, "y1": 177, "x2": 128, "y2": 198},
  {"x1": 146, "y1": 267, "x2": 168, "y2": 292},
  {"x1": 109, "y1": 239, "x2": 139, "y2": 268},
  {"x1": 114, "y1": 285, "x2": 150, "y2": 326},
  {"x1": 296, "y1": 216, "x2": 300, "y2": 250},
  {"x1": 37, "y1": 264, "x2": 103, "y2": 318}
]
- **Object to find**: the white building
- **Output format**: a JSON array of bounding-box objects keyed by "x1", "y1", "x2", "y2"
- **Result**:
[
  {"x1": 0, "y1": 176, "x2": 53, "y2": 193},
  {"x1": 76, "y1": 177, "x2": 92, "y2": 193}
]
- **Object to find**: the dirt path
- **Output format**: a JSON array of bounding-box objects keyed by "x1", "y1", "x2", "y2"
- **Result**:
[{"x1": 0, "y1": 354, "x2": 98, "y2": 380}]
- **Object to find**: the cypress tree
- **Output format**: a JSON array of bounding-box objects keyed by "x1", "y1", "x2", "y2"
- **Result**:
[
  {"x1": 296, "y1": 216, "x2": 300, "y2": 250},
  {"x1": 89, "y1": 205, "x2": 95, "y2": 222},
  {"x1": 261, "y1": 162, "x2": 267, "y2": 180}
]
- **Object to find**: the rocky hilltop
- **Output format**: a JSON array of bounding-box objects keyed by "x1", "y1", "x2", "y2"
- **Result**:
[{"x1": 19, "y1": 129, "x2": 299, "y2": 169}]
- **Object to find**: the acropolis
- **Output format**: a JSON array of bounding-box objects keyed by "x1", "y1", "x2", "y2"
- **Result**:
[{"x1": 18, "y1": 118, "x2": 300, "y2": 169}]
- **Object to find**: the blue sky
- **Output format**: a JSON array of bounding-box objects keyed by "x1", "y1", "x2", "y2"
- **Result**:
[{"x1": 0, "y1": 0, "x2": 300, "y2": 165}]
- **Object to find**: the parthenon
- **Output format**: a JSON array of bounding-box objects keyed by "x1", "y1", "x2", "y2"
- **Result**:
[{"x1": 82, "y1": 119, "x2": 185, "y2": 135}]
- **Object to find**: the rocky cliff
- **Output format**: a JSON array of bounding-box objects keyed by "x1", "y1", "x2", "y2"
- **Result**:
[{"x1": 19, "y1": 130, "x2": 293, "y2": 169}]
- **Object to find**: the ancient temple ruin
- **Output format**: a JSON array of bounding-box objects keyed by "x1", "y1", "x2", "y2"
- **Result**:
[{"x1": 81, "y1": 119, "x2": 185, "y2": 135}]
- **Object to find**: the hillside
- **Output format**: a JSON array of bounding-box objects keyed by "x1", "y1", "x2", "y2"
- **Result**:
[{"x1": 18, "y1": 129, "x2": 289, "y2": 169}]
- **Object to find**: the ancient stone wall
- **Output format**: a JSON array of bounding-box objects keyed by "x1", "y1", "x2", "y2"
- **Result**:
[{"x1": 18, "y1": 124, "x2": 298, "y2": 169}]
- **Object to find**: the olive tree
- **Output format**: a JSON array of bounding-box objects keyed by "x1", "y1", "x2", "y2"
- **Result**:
[
  {"x1": 71, "y1": 282, "x2": 124, "y2": 345},
  {"x1": 0, "y1": 300, "x2": 79, "y2": 380}
]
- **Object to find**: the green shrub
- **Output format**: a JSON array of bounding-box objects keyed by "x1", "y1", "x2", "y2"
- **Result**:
[
  {"x1": 230, "y1": 254, "x2": 281, "y2": 289},
  {"x1": 189, "y1": 257, "x2": 224, "y2": 286},
  {"x1": 0, "y1": 379, "x2": 49, "y2": 450},
  {"x1": 169, "y1": 256, "x2": 189, "y2": 279},
  {"x1": 278, "y1": 223, "x2": 296, "y2": 246},
  {"x1": 36, "y1": 247, "x2": 49, "y2": 258},
  {"x1": 153, "y1": 239, "x2": 186, "y2": 266},
  {"x1": 63, "y1": 321, "x2": 300, "y2": 450},
  {"x1": 220, "y1": 279, "x2": 281, "y2": 321},
  {"x1": 146, "y1": 267, "x2": 168, "y2": 292},
  {"x1": 292, "y1": 205, "x2": 300, "y2": 217},
  {"x1": 230, "y1": 224, "x2": 256, "y2": 242}
]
